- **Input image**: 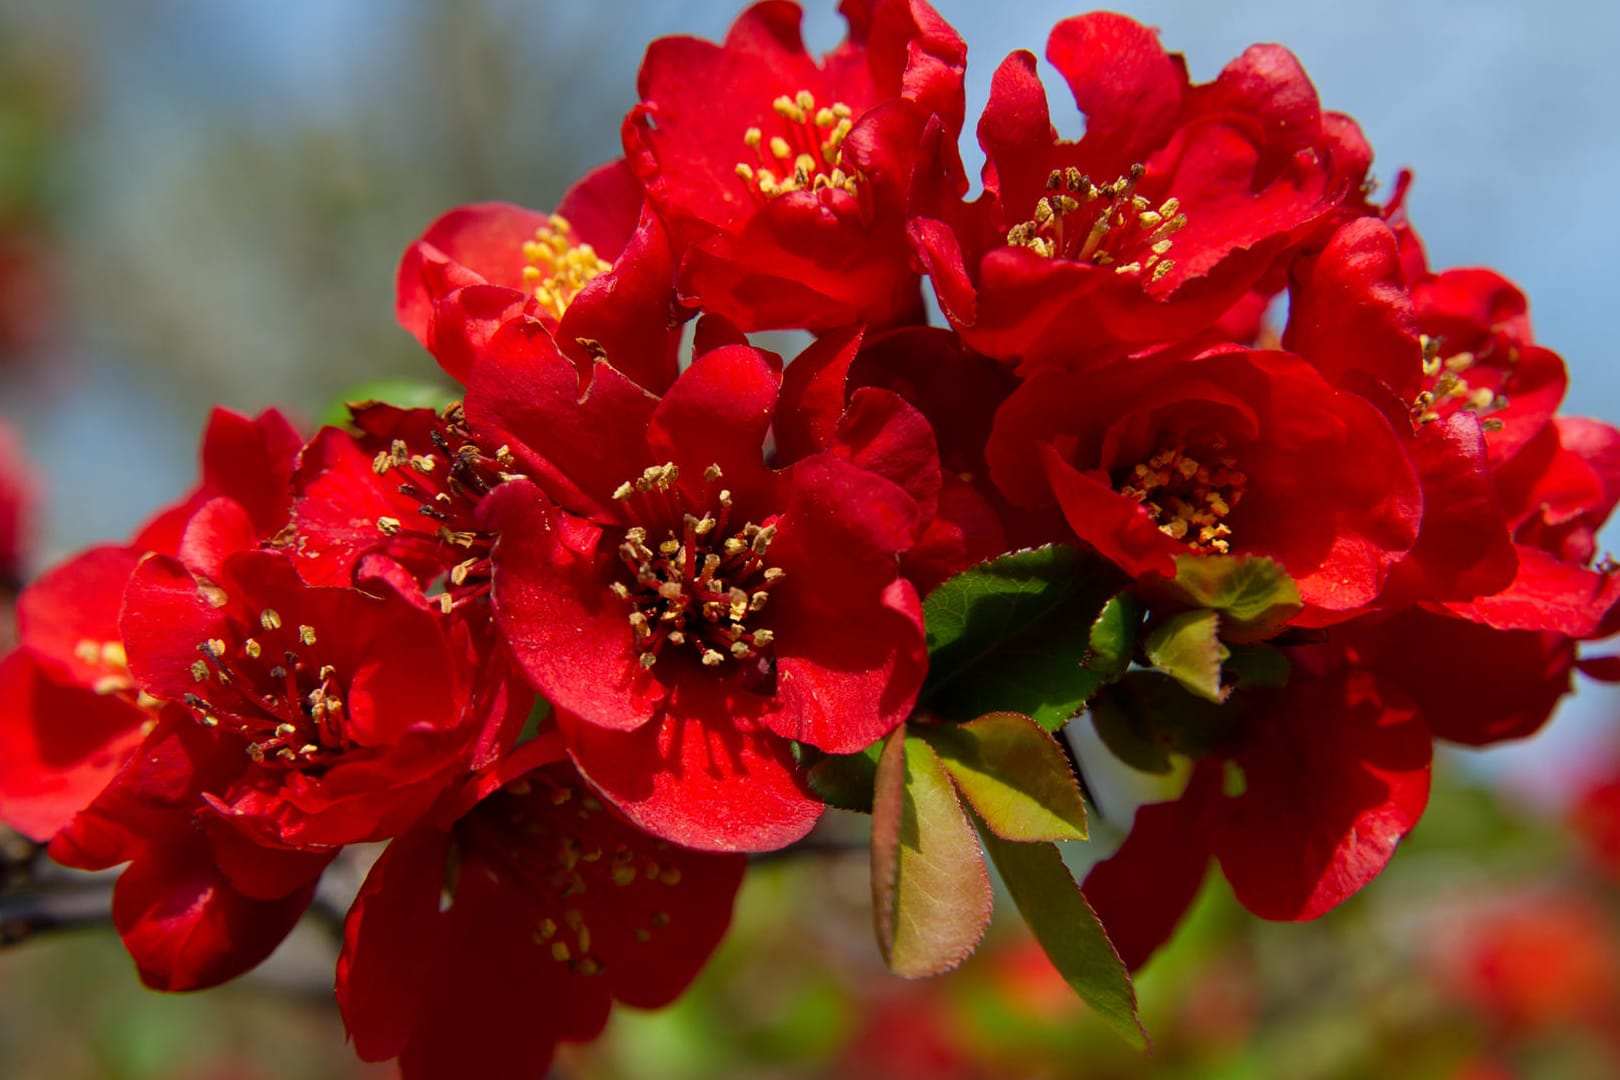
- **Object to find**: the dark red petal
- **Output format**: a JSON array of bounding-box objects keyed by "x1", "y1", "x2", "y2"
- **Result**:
[
  {"x1": 338, "y1": 828, "x2": 451, "y2": 1062},
  {"x1": 1384, "y1": 415, "x2": 1517, "y2": 604},
  {"x1": 466, "y1": 319, "x2": 659, "y2": 520},
  {"x1": 0, "y1": 653, "x2": 147, "y2": 842},
  {"x1": 485, "y1": 480, "x2": 662, "y2": 732},
  {"x1": 1046, "y1": 13, "x2": 1183, "y2": 165},
  {"x1": 1213, "y1": 671, "x2": 1431, "y2": 921},
  {"x1": 975, "y1": 49, "x2": 1053, "y2": 216},
  {"x1": 772, "y1": 578, "x2": 925, "y2": 753},
  {"x1": 1082, "y1": 764, "x2": 1219, "y2": 971},
  {"x1": 16, "y1": 543, "x2": 142, "y2": 686},
  {"x1": 824, "y1": 387, "x2": 941, "y2": 528},
  {"x1": 175, "y1": 497, "x2": 258, "y2": 584},
  {"x1": 1342, "y1": 610, "x2": 1573, "y2": 747},
  {"x1": 646, "y1": 345, "x2": 780, "y2": 499},
  {"x1": 562, "y1": 683, "x2": 822, "y2": 853},
  {"x1": 113, "y1": 826, "x2": 318, "y2": 991},
  {"x1": 1284, "y1": 217, "x2": 1421, "y2": 400},
  {"x1": 774, "y1": 325, "x2": 864, "y2": 466}
]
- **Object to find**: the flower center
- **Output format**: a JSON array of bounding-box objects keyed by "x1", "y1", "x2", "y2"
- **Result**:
[
  {"x1": 462, "y1": 768, "x2": 692, "y2": 978},
  {"x1": 734, "y1": 89, "x2": 860, "y2": 198},
  {"x1": 1410, "y1": 334, "x2": 1512, "y2": 431},
  {"x1": 609, "y1": 462, "x2": 784, "y2": 670},
  {"x1": 184, "y1": 610, "x2": 351, "y2": 767},
  {"x1": 519, "y1": 214, "x2": 611, "y2": 320},
  {"x1": 1117, "y1": 445, "x2": 1246, "y2": 554},
  {"x1": 367, "y1": 402, "x2": 513, "y2": 614},
  {"x1": 1006, "y1": 166, "x2": 1185, "y2": 282}
]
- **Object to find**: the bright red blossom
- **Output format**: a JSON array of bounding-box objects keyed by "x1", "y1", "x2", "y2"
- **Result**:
[
  {"x1": 625, "y1": 0, "x2": 967, "y2": 331},
  {"x1": 988, "y1": 343, "x2": 1422, "y2": 616},
  {"x1": 469, "y1": 323, "x2": 932, "y2": 850},
  {"x1": 397, "y1": 160, "x2": 681, "y2": 393},
  {"x1": 338, "y1": 762, "x2": 745, "y2": 1078},
  {"x1": 910, "y1": 12, "x2": 1372, "y2": 370}
]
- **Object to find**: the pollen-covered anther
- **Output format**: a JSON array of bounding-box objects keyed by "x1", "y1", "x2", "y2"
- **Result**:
[
  {"x1": 610, "y1": 463, "x2": 785, "y2": 670},
  {"x1": 736, "y1": 89, "x2": 861, "y2": 198},
  {"x1": 518, "y1": 213, "x2": 612, "y2": 321},
  {"x1": 1009, "y1": 166, "x2": 1184, "y2": 282},
  {"x1": 1411, "y1": 334, "x2": 1514, "y2": 427},
  {"x1": 1118, "y1": 445, "x2": 1247, "y2": 555}
]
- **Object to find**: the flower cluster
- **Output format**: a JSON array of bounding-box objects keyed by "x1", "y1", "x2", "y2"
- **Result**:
[{"x1": 2, "y1": 3, "x2": 1616, "y2": 1074}]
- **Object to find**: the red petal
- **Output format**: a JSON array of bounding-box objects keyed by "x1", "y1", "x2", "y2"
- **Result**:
[
  {"x1": 0, "y1": 653, "x2": 147, "y2": 841},
  {"x1": 1213, "y1": 671, "x2": 1431, "y2": 921},
  {"x1": 1046, "y1": 13, "x2": 1183, "y2": 165},
  {"x1": 562, "y1": 682, "x2": 822, "y2": 853},
  {"x1": 485, "y1": 480, "x2": 663, "y2": 732},
  {"x1": 1082, "y1": 765, "x2": 1219, "y2": 970}
]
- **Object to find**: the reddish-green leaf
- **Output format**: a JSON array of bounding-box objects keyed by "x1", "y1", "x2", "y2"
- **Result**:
[
  {"x1": 1086, "y1": 592, "x2": 1142, "y2": 679},
  {"x1": 923, "y1": 712, "x2": 1087, "y2": 842},
  {"x1": 805, "y1": 742, "x2": 882, "y2": 813},
  {"x1": 1171, "y1": 554, "x2": 1301, "y2": 643},
  {"x1": 871, "y1": 729, "x2": 994, "y2": 978},
  {"x1": 1143, "y1": 609, "x2": 1229, "y2": 703},
  {"x1": 978, "y1": 825, "x2": 1148, "y2": 1049}
]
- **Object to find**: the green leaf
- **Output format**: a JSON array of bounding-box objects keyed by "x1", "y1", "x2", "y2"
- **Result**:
[
  {"x1": 320, "y1": 378, "x2": 457, "y2": 428},
  {"x1": 922, "y1": 712, "x2": 1087, "y2": 842},
  {"x1": 922, "y1": 545, "x2": 1126, "y2": 731},
  {"x1": 977, "y1": 825, "x2": 1147, "y2": 1049},
  {"x1": 805, "y1": 742, "x2": 883, "y2": 813},
  {"x1": 1085, "y1": 592, "x2": 1142, "y2": 680},
  {"x1": 1087, "y1": 671, "x2": 1231, "y2": 773},
  {"x1": 1171, "y1": 555, "x2": 1302, "y2": 643},
  {"x1": 1142, "y1": 609, "x2": 1229, "y2": 703},
  {"x1": 871, "y1": 729, "x2": 993, "y2": 977},
  {"x1": 1224, "y1": 642, "x2": 1291, "y2": 689}
]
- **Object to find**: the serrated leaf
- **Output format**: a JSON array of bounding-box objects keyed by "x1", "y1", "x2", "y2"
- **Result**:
[
  {"x1": 922, "y1": 712, "x2": 1087, "y2": 842},
  {"x1": 1086, "y1": 592, "x2": 1141, "y2": 680},
  {"x1": 1224, "y1": 642, "x2": 1291, "y2": 689},
  {"x1": 1089, "y1": 670, "x2": 1231, "y2": 771},
  {"x1": 1142, "y1": 609, "x2": 1229, "y2": 703},
  {"x1": 321, "y1": 379, "x2": 457, "y2": 428},
  {"x1": 871, "y1": 729, "x2": 993, "y2": 978},
  {"x1": 922, "y1": 545, "x2": 1126, "y2": 731},
  {"x1": 977, "y1": 824, "x2": 1147, "y2": 1049},
  {"x1": 1171, "y1": 555, "x2": 1302, "y2": 643},
  {"x1": 805, "y1": 742, "x2": 883, "y2": 813}
]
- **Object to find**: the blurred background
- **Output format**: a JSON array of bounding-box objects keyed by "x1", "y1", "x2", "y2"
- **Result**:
[{"x1": 0, "y1": 1, "x2": 1617, "y2": 1076}]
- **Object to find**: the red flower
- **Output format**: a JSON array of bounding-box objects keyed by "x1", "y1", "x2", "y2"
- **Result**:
[
  {"x1": 624, "y1": 0, "x2": 966, "y2": 331},
  {"x1": 1442, "y1": 416, "x2": 1620, "y2": 637},
  {"x1": 338, "y1": 762, "x2": 745, "y2": 1078},
  {"x1": 1283, "y1": 219, "x2": 1523, "y2": 605},
  {"x1": 468, "y1": 323, "x2": 933, "y2": 850},
  {"x1": 775, "y1": 324, "x2": 1019, "y2": 591},
  {"x1": 48, "y1": 547, "x2": 480, "y2": 990},
  {"x1": 909, "y1": 12, "x2": 1372, "y2": 370},
  {"x1": 0, "y1": 408, "x2": 300, "y2": 844},
  {"x1": 987, "y1": 343, "x2": 1422, "y2": 617},
  {"x1": 286, "y1": 401, "x2": 506, "y2": 599},
  {"x1": 1084, "y1": 660, "x2": 1431, "y2": 968},
  {"x1": 397, "y1": 160, "x2": 682, "y2": 393}
]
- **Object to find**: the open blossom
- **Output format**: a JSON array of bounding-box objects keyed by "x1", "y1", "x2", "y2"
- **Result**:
[
  {"x1": 987, "y1": 342, "x2": 1422, "y2": 617},
  {"x1": 0, "y1": 408, "x2": 299, "y2": 844},
  {"x1": 339, "y1": 761, "x2": 746, "y2": 1077},
  {"x1": 624, "y1": 0, "x2": 967, "y2": 331},
  {"x1": 397, "y1": 160, "x2": 683, "y2": 393},
  {"x1": 909, "y1": 12, "x2": 1372, "y2": 371},
  {"x1": 468, "y1": 321, "x2": 934, "y2": 850},
  {"x1": 1084, "y1": 651, "x2": 1431, "y2": 968}
]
